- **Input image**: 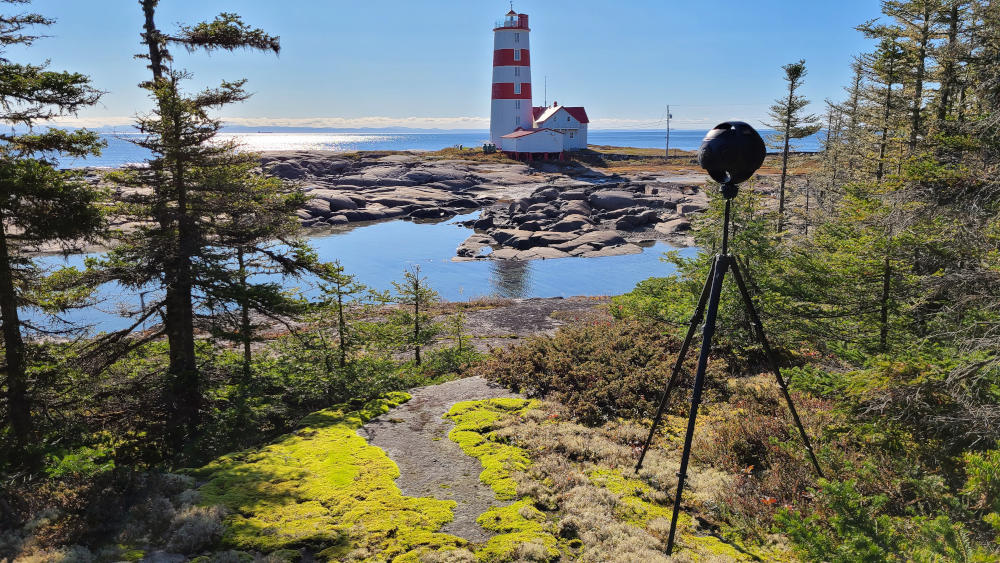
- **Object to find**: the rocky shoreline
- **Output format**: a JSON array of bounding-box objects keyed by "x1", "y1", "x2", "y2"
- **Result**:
[{"x1": 261, "y1": 150, "x2": 708, "y2": 260}]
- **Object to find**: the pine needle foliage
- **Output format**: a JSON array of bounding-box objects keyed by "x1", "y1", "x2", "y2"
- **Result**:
[{"x1": 0, "y1": 0, "x2": 104, "y2": 462}]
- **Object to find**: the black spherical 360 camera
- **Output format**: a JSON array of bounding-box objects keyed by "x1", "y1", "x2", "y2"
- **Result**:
[{"x1": 697, "y1": 121, "x2": 766, "y2": 198}]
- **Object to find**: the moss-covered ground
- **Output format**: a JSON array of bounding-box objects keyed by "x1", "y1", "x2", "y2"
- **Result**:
[
  {"x1": 170, "y1": 392, "x2": 789, "y2": 561},
  {"x1": 186, "y1": 392, "x2": 468, "y2": 561}
]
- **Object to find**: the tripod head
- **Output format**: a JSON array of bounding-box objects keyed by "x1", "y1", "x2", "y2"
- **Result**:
[{"x1": 697, "y1": 121, "x2": 766, "y2": 200}]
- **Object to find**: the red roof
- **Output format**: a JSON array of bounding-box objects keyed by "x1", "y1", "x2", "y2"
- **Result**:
[
  {"x1": 500, "y1": 127, "x2": 559, "y2": 138},
  {"x1": 532, "y1": 105, "x2": 589, "y2": 124},
  {"x1": 564, "y1": 106, "x2": 589, "y2": 124}
]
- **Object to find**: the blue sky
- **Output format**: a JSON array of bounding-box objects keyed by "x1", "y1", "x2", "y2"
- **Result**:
[{"x1": 17, "y1": 1, "x2": 879, "y2": 130}]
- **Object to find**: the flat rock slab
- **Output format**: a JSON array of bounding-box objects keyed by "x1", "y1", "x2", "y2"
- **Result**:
[{"x1": 357, "y1": 376, "x2": 522, "y2": 542}]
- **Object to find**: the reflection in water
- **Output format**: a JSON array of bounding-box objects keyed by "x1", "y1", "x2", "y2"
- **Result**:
[
  {"x1": 490, "y1": 259, "x2": 533, "y2": 298},
  {"x1": 30, "y1": 212, "x2": 698, "y2": 333}
]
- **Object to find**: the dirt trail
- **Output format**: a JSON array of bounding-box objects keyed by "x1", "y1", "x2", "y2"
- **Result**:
[{"x1": 357, "y1": 376, "x2": 522, "y2": 542}]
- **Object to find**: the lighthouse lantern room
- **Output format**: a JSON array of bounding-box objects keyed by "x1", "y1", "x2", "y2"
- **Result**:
[{"x1": 489, "y1": 9, "x2": 588, "y2": 157}]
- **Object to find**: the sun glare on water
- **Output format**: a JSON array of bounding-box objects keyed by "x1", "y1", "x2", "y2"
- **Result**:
[{"x1": 216, "y1": 132, "x2": 404, "y2": 152}]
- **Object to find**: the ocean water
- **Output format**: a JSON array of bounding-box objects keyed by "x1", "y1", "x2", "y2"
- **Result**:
[
  {"x1": 56, "y1": 129, "x2": 823, "y2": 168},
  {"x1": 29, "y1": 213, "x2": 697, "y2": 334}
]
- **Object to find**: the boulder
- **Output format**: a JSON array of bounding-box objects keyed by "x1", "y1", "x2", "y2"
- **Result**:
[
  {"x1": 327, "y1": 215, "x2": 350, "y2": 225},
  {"x1": 456, "y1": 235, "x2": 496, "y2": 258},
  {"x1": 324, "y1": 193, "x2": 359, "y2": 211},
  {"x1": 550, "y1": 214, "x2": 594, "y2": 232},
  {"x1": 295, "y1": 209, "x2": 312, "y2": 221},
  {"x1": 370, "y1": 196, "x2": 420, "y2": 208},
  {"x1": 491, "y1": 248, "x2": 521, "y2": 260},
  {"x1": 520, "y1": 247, "x2": 570, "y2": 260},
  {"x1": 679, "y1": 203, "x2": 707, "y2": 215},
  {"x1": 400, "y1": 170, "x2": 435, "y2": 183},
  {"x1": 303, "y1": 159, "x2": 349, "y2": 176},
  {"x1": 615, "y1": 210, "x2": 660, "y2": 230},
  {"x1": 508, "y1": 198, "x2": 532, "y2": 214},
  {"x1": 490, "y1": 229, "x2": 536, "y2": 250},
  {"x1": 266, "y1": 161, "x2": 306, "y2": 179},
  {"x1": 580, "y1": 243, "x2": 643, "y2": 258},
  {"x1": 568, "y1": 244, "x2": 599, "y2": 256},
  {"x1": 343, "y1": 208, "x2": 385, "y2": 222},
  {"x1": 303, "y1": 198, "x2": 332, "y2": 217},
  {"x1": 561, "y1": 200, "x2": 591, "y2": 216},
  {"x1": 472, "y1": 215, "x2": 494, "y2": 230},
  {"x1": 529, "y1": 231, "x2": 579, "y2": 246},
  {"x1": 528, "y1": 202, "x2": 556, "y2": 213},
  {"x1": 654, "y1": 218, "x2": 691, "y2": 234},
  {"x1": 536, "y1": 187, "x2": 560, "y2": 201},
  {"x1": 409, "y1": 207, "x2": 452, "y2": 220},
  {"x1": 589, "y1": 190, "x2": 636, "y2": 210},
  {"x1": 512, "y1": 212, "x2": 548, "y2": 224},
  {"x1": 519, "y1": 220, "x2": 544, "y2": 232},
  {"x1": 446, "y1": 198, "x2": 480, "y2": 209},
  {"x1": 571, "y1": 230, "x2": 626, "y2": 248},
  {"x1": 559, "y1": 189, "x2": 589, "y2": 200}
]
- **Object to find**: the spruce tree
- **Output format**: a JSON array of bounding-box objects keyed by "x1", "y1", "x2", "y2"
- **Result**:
[
  {"x1": 391, "y1": 266, "x2": 440, "y2": 366},
  {"x1": 202, "y1": 157, "x2": 316, "y2": 384},
  {"x1": 314, "y1": 261, "x2": 369, "y2": 370},
  {"x1": 101, "y1": 1, "x2": 297, "y2": 443},
  {"x1": 882, "y1": 0, "x2": 946, "y2": 151},
  {"x1": 765, "y1": 59, "x2": 821, "y2": 233},
  {"x1": 0, "y1": 1, "x2": 103, "y2": 456}
]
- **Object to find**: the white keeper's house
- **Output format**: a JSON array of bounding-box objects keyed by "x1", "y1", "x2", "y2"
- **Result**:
[{"x1": 489, "y1": 10, "x2": 589, "y2": 159}]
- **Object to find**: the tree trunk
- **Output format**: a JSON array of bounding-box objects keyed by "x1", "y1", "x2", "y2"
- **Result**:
[
  {"x1": 141, "y1": 0, "x2": 164, "y2": 81},
  {"x1": 804, "y1": 182, "x2": 811, "y2": 235},
  {"x1": 777, "y1": 84, "x2": 793, "y2": 233},
  {"x1": 0, "y1": 217, "x2": 32, "y2": 452},
  {"x1": 879, "y1": 254, "x2": 891, "y2": 352},
  {"x1": 166, "y1": 94, "x2": 199, "y2": 436},
  {"x1": 336, "y1": 281, "x2": 346, "y2": 368},
  {"x1": 413, "y1": 280, "x2": 421, "y2": 366},
  {"x1": 877, "y1": 58, "x2": 895, "y2": 184},
  {"x1": 238, "y1": 249, "x2": 252, "y2": 383},
  {"x1": 908, "y1": 10, "x2": 931, "y2": 152},
  {"x1": 936, "y1": 4, "x2": 960, "y2": 123}
]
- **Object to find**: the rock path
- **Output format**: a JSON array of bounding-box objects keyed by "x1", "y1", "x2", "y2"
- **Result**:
[{"x1": 357, "y1": 376, "x2": 522, "y2": 542}]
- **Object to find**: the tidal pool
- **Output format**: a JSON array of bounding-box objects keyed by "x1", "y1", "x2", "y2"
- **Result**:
[{"x1": 30, "y1": 213, "x2": 697, "y2": 333}]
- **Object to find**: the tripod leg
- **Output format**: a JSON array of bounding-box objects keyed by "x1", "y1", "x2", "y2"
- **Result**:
[
  {"x1": 729, "y1": 259, "x2": 825, "y2": 478},
  {"x1": 665, "y1": 255, "x2": 730, "y2": 554},
  {"x1": 635, "y1": 257, "x2": 718, "y2": 472}
]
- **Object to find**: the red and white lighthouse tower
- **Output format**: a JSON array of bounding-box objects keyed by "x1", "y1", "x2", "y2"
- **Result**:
[{"x1": 490, "y1": 10, "x2": 532, "y2": 147}]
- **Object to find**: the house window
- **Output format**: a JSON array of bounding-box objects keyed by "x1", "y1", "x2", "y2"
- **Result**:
[
  {"x1": 514, "y1": 49, "x2": 521, "y2": 61},
  {"x1": 567, "y1": 116, "x2": 570, "y2": 122},
  {"x1": 515, "y1": 33, "x2": 520, "y2": 43},
  {"x1": 515, "y1": 99, "x2": 520, "y2": 109},
  {"x1": 514, "y1": 82, "x2": 521, "y2": 95},
  {"x1": 570, "y1": 132, "x2": 575, "y2": 138},
  {"x1": 514, "y1": 67, "x2": 520, "y2": 77}
]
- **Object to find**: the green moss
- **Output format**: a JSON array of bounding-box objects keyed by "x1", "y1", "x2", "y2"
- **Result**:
[
  {"x1": 117, "y1": 546, "x2": 146, "y2": 561},
  {"x1": 445, "y1": 398, "x2": 537, "y2": 500},
  {"x1": 476, "y1": 500, "x2": 559, "y2": 561},
  {"x1": 588, "y1": 468, "x2": 674, "y2": 525},
  {"x1": 445, "y1": 399, "x2": 559, "y2": 561},
  {"x1": 186, "y1": 393, "x2": 467, "y2": 560}
]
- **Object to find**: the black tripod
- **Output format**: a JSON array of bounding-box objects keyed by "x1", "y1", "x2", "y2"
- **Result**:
[{"x1": 634, "y1": 183, "x2": 824, "y2": 554}]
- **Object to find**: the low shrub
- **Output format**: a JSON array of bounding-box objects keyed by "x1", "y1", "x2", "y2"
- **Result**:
[{"x1": 475, "y1": 318, "x2": 726, "y2": 425}]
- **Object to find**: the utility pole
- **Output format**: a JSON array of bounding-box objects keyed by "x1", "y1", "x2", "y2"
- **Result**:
[{"x1": 665, "y1": 105, "x2": 672, "y2": 158}]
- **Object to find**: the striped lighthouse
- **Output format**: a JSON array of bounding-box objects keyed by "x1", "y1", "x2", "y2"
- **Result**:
[{"x1": 490, "y1": 10, "x2": 532, "y2": 147}]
